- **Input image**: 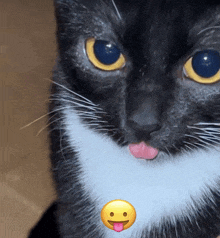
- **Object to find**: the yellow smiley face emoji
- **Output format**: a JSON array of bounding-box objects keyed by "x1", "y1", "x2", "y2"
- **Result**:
[{"x1": 101, "y1": 199, "x2": 136, "y2": 232}]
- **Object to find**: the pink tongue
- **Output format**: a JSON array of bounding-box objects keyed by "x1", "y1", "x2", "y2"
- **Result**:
[
  {"x1": 113, "y1": 223, "x2": 123, "y2": 232},
  {"x1": 129, "y1": 142, "x2": 158, "y2": 159}
]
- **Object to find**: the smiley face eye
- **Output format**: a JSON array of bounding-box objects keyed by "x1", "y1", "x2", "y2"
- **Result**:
[
  {"x1": 110, "y1": 212, "x2": 114, "y2": 217},
  {"x1": 184, "y1": 50, "x2": 220, "y2": 84},
  {"x1": 86, "y1": 38, "x2": 126, "y2": 71},
  {"x1": 123, "y1": 212, "x2": 127, "y2": 217}
]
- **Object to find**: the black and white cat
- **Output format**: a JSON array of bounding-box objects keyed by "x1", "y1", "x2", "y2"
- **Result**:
[{"x1": 29, "y1": 0, "x2": 220, "y2": 237}]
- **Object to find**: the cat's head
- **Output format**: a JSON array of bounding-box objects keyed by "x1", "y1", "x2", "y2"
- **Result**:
[{"x1": 53, "y1": 0, "x2": 220, "y2": 158}]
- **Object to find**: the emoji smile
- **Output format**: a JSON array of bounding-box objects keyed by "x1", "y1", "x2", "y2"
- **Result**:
[
  {"x1": 108, "y1": 220, "x2": 129, "y2": 226},
  {"x1": 101, "y1": 200, "x2": 136, "y2": 232}
]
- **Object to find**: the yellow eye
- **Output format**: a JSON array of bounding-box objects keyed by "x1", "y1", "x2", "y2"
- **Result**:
[
  {"x1": 86, "y1": 38, "x2": 126, "y2": 71},
  {"x1": 184, "y1": 50, "x2": 220, "y2": 84}
]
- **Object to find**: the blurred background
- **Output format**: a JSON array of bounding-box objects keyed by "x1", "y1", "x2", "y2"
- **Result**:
[{"x1": 0, "y1": 0, "x2": 56, "y2": 237}]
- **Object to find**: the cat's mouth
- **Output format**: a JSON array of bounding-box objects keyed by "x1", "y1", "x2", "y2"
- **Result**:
[{"x1": 128, "y1": 142, "x2": 159, "y2": 159}]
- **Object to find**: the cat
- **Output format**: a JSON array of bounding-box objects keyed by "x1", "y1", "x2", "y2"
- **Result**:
[{"x1": 29, "y1": 0, "x2": 220, "y2": 237}]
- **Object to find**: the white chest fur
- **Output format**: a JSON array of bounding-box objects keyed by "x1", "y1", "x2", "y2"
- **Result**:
[{"x1": 64, "y1": 108, "x2": 220, "y2": 238}]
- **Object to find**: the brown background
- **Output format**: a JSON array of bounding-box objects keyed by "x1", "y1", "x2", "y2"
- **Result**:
[{"x1": 0, "y1": 0, "x2": 56, "y2": 237}]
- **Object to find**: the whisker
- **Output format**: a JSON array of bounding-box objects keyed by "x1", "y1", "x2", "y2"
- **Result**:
[
  {"x1": 57, "y1": 145, "x2": 74, "y2": 154},
  {"x1": 20, "y1": 113, "x2": 49, "y2": 130},
  {"x1": 193, "y1": 122, "x2": 220, "y2": 126},
  {"x1": 116, "y1": 136, "x2": 122, "y2": 144},
  {"x1": 185, "y1": 133, "x2": 219, "y2": 148},
  {"x1": 194, "y1": 141, "x2": 212, "y2": 150},
  {"x1": 183, "y1": 141, "x2": 199, "y2": 149},
  {"x1": 36, "y1": 113, "x2": 57, "y2": 136},
  {"x1": 20, "y1": 106, "x2": 72, "y2": 130},
  {"x1": 60, "y1": 128, "x2": 67, "y2": 161},
  {"x1": 198, "y1": 133, "x2": 220, "y2": 142},
  {"x1": 185, "y1": 134, "x2": 210, "y2": 145},
  {"x1": 45, "y1": 78, "x2": 98, "y2": 107},
  {"x1": 73, "y1": 110, "x2": 101, "y2": 115},
  {"x1": 50, "y1": 95, "x2": 105, "y2": 114},
  {"x1": 198, "y1": 135, "x2": 220, "y2": 144},
  {"x1": 111, "y1": 0, "x2": 122, "y2": 20},
  {"x1": 187, "y1": 122, "x2": 220, "y2": 145},
  {"x1": 49, "y1": 98, "x2": 98, "y2": 111},
  {"x1": 197, "y1": 26, "x2": 220, "y2": 36},
  {"x1": 86, "y1": 123, "x2": 110, "y2": 127},
  {"x1": 36, "y1": 116, "x2": 65, "y2": 136},
  {"x1": 164, "y1": 146, "x2": 171, "y2": 156},
  {"x1": 184, "y1": 144, "x2": 194, "y2": 152},
  {"x1": 51, "y1": 94, "x2": 101, "y2": 109},
  {"x1": 193, "y1": 131, "x2": 220, "y2": 136},
  {"x1": 76, "y1": 114, "x2": 102, "y2": 120},
  {"x1": 187, "y1": 125, "x2": 220, "y2": 133},
  {"x1": 47, "y1": 126, "x2": 66, "y2": 135}
]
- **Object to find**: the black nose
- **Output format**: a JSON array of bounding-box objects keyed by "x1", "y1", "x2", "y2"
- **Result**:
[
  {"x1": 128, "y1": 119, "x2": 161, "y2": 135},
  {"x1": 127, "y1": 107, "x2": 161, "y2": 136}
]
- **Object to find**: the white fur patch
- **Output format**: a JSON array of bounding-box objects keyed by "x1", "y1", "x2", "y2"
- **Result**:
[{"x1": 64, "y1": 108, "x2": 220, "y2": 238}]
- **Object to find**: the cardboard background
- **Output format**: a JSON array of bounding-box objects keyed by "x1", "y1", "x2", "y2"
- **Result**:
[{"x1": 0, "y1": 0, "x2": 56, "y2": 237}]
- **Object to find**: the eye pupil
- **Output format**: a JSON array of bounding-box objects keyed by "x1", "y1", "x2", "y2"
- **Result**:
[
  {"x1": 192, "y1": 50, "x2": 220, "y2": 78},
  {"x1": 94, "y1": 40, "x2": 121, "y2": 65}
]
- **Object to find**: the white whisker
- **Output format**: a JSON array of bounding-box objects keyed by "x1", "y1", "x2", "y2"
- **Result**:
[
  {"x1": 59, "y1": 129, "x2": 68, "y2": 161},
  {"x1": 51, "y1": 93, "x2": 100, "y2": 109},
  {"x1": 45, "y1": 78, "x2": 98, "y2": 107},
  {"x1": 195, "y1": 132, "x2": 220, "y2": 141},
  {"x1": 84, "y1": 123, "x2": 102, "y2": 127},
  {"x1": 116, "y1": 135, "x2": 123, "y2": 144},
  {"x1": 187, "y1": 125, "x2": 220, "y2": 133},
  {"x1": 185, "y1": 133, "x2": 220, "y2": 149},
  {"x1": 164, "y1": 146, "x2": 171, "y2": 156},
  {"x1": 194, "y1": 141, "x2": 213, "y2": 150},
  {"x1": 77, "y1": 115, "x2": 102, "y2": 120},
  {"x1": 49, "y1": 98, "x2": 98, "y2": 111},
  {"x1": 47, "y1": 127, "x2": 66, "y2": 135},
  {"x1": 36, "y1": 116, "x2": 65, "y2": 137},
  {"x1": 193, "y1": 131, "x2": 220, "y2": 136},
  {"x1": 111, "y1": 0, "x2": 121, "y2": 20},
  {"x1": 74, "y1": 110, "x2": 100, "y2": 115},
  {"x1": 184, "y1": 143, "x2": 194, "y2": 152},
  {"x1": 20, "y1": 106, "x2": 71, "y2": 130},
  {"x1": 185, "y1": 134, "x2": 212, "y2": 145},
  {"x1": 184, "y1": 141, "x2": 199, "y2": 149},
  {"x1": 197, "y1": 26, "x2": 220, "y2": 35},
  {"x1": 198, "y1": 135, "x2": 220, "y2": 143},
  {"x1": 193, "y1": 122, "x2": 220, "y2": 126}
]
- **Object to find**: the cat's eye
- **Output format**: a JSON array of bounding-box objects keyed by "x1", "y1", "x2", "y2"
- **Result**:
[
  {"x1": 86, "y1": 38, "x2": 126, "y2": 71},
  {"x1": 184, "y1": 50, "x2": 220, "y2": 84}
]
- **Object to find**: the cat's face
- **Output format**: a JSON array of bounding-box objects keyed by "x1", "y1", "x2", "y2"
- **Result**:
[{"x1": 54, "y1": 0, "x2": 220, "y2": 158}]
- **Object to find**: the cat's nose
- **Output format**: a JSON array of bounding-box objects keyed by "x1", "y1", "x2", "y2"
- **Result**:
[
  {"x1": 128, "y1": 118, "x2": 161, "y2": 135},
  {"x1": 127, "y1": 109, "x2": 161, "y2": 135}
]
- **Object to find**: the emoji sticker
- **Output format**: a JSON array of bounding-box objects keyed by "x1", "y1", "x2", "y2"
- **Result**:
[{"x1": 101, "y1": 199, "x2": 136, "y2": 232}]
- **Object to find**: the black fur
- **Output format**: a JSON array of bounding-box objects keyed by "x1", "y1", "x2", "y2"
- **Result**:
[{"x1": 28, "y1": 202, "x2": 60, "y2": 238}]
